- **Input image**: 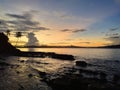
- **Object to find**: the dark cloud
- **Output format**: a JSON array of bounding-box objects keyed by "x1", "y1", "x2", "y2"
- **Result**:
[
  {"x1": 109, "y1": 27, "x2": 119, "y2": 31},
  {"x1": 112, "y1": 33, "x2": 119, "y2": 36},
  {"x1": 61, "y1": 29, "x2": 71, "y2": 32},
  {"x1": 104, "y1": 27, "x2": 120, "y2": 45},
  {"x1": 61, "y1": 29, "x2": 87, "y2": 33},
  {"x1": 77, "y1": 42, "x2": 91, "y2": 44},
  {"x1": 0, "y1": 11, "x2": 49, "y2": 32},
  {"x1": 105, "y1": 35, "x2": 120, "y2": 45},
  {"x1": 6, "y1": 14, "x2": 26, "y2": 19},
  {"x1": 105, "y1": 33, "x2": 119, "y2": 36},
  {"x1": 72, "y1": 29, "x2": 86, "y2": 33},
  {"x1": 109, "y1": 36, "x2": 120, "y2": 39},
  {"x1": 0, "y1": 19, "x2": 9, "y2": 31}
]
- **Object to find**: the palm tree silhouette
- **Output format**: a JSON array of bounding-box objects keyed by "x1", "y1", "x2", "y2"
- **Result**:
[
  {"x1": 15, "y1": 32, "x2": 22, "y2": 46},
  {"x1": 6, "y1": 30, "x2": 11, "y2": 36}
]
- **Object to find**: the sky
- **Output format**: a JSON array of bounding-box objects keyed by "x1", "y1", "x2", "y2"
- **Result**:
[{"x1": 0, "y1": 0, "x2": 120, "y2": 47}]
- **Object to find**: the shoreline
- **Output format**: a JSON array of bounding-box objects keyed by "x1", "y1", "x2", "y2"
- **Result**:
[{"x1": 1, "y1": 57, "x2": 120, "y2": 90}]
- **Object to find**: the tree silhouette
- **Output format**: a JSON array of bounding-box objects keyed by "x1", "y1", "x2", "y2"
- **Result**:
[
  {"x1": 6, "y1": 30, "x2": 11, "y2": 36},
  {"x1": 15, "y1": 32, "x2": 22, "y2": 46}
]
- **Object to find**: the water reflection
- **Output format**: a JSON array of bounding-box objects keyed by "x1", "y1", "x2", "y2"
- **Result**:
[
  {"x1": 0, "y1": 56, "x2": 52, "y2": 90},
  {"x1": 1, "y1": 48, "x2": 120, "y2": 89}
]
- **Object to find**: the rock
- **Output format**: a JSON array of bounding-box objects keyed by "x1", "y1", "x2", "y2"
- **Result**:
[
  {"x1": 79, "y1": 69, "x2": 99, "y2": 76},
  {"x1": 16, "y1": 71, "x2": 20, "y2": 74},
  {"x1": 51, "y1": 54, "x2": 75, "y2": 60},
  {"x1": 18, "y1": 84, "x2": 24, "y2": 90},
  {"x1": 0, "y1": 67, "x2": 5, "y2": 70},
  {"x1": 28, "y1": 74, "x2": 33, "y2": 78},
  {"x1": 17, "y1": 51, "x2": 75, "y2": 60},
  {"x1": 53, "y1": 78, "x2": 71, "y2": 86},
  {"x1": 20, "y1": 60, "x2": 25, "y2": 63},
  {"x1": 0, "y1": 61, "x2": 11, "y2": 66},
  {"x1": 99, "y1": 72, "x2": 107, "y2": 82},
  {"x1": 113, "y1": 74, "x2": 120, "y2": 83},
  {"x1": 76, "y1": 61, "x2": 87, "y2": 67},
  {"x1": 38, "y1": 71, "x2": 46, "y2": 78}
]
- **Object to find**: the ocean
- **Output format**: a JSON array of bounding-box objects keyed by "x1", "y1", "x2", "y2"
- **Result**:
[{"x1": 20, "y1": 48, "x2": 120, "y2": 75}]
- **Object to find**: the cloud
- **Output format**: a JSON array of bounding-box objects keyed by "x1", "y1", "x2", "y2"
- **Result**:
[
  {"x1": 0, "y1": 19, "x2": 9, "y2": 31},
  {"x1": 61, "y1": 29, "x2": 87, "y2": 33},
  {"x1": 109, "y1": 27, "x2": 119, "y2": 31},
  {"x1": 61, "y1": 29, "x2": 71, "y2": 32},
  {"x1": 79, "y1": 42, "x2": 91, "y2": 44},
  {"x1": 112, "y1": 33, "x2": 119, "y2": 35},
  {"x1": 105, "y1": 35, "x2": 120, "y2": 45},
  {"x1": 26, "y1": 32, "x2": 39, "y2": 46},
  {"x1": 0, "y1": 11, "x2": 49, "y2": 32},
  {"x1": 6, "y1": 13, "x2": 26, "y2": 19},
  {"x1": 109, "y1": 36, "x2": 120, "y2": 39},
  {"x1": 72, "y1": 29, "x2": 86, "y2": 33},
  {"x1": 105, "y1": 33, "x2": 119, "y2": 36},
  {"x1": 104, "y1": 27, "x2": 120, "y2": 45}
]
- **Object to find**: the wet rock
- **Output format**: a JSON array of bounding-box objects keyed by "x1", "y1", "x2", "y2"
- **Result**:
[
  {"x1": 0, "y1": 61, "x2": 11, "y2": 66},
  {"x1": 20, "y1": 60, "x2": 25, "y2": 63},
  {"x1": 113, "y1": 74, "x2": 120, "y2": 83},
  {"x1": 10, "y1": 64, "x2": 20, "y2": 69},
  {"x1": 0, "y1": 67, "x2": 5, "y2": 70},
  {"x1": 16, "y1": 51, "x2": 75, "y2": 60},
  {"x1": 43, "y1": 69, "x2": 120, "y2": 90},
  {"x1": 18, "y1": 84, "x2": 24, "y2": 90},
  {"x1": 38, "y1": 71, "x2": 46, "y2": 78},
  {"x1": 28, "y1": 74, "x2": 33, "y2": 78},
  {"x1": 99, "y1": 72, "x2": 107, "y2": 82},
  {"x1": 16, "y1": 71, "x2": 20, "y2": 74},
  {"x1": 51, "y1": 54, "x2": 75, "y2": 60},
  {"x1": 76, "y1": 61, "x2": 87, "y2": 67},
  {"x1": 79, "y1": 69, "x2": 99, "y2": 76}
]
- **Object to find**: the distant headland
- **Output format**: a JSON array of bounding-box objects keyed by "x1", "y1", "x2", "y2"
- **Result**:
[{"x1": 16, "y1": 44, "x2": 120, "y2": 48}]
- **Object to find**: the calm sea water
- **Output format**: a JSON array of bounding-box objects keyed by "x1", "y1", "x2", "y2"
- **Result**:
[{"x1": 19, "y1": 48, "x2": 120, "y2": 75}]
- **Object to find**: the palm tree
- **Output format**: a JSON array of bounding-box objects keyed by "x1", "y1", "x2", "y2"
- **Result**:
[
  {"x1": 15, "y1": 32, "x2": 22, "y2": 46},
  {"x1": 6, "y1": 30, "x2": 11, "y2": 36}
]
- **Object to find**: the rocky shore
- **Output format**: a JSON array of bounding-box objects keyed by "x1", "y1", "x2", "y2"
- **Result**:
[
  {"x1": 15, "y1": 51, "x2": 75, "y2": 60},
  {"x1": 42, "y1": 61, "x2": 120, "y2": 90},
  {"x1": 1, "y1": 58, "x2": 120, "y2": 90}
]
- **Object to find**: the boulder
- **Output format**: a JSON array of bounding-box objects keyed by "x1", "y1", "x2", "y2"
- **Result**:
[{"x1": 76, "y1": 61, "x2": 87, "y2": 67}]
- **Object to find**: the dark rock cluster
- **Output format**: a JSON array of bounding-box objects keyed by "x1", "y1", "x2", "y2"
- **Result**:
[{"x1": 42, "y1": 61, "x2": 120, "y2": 90}]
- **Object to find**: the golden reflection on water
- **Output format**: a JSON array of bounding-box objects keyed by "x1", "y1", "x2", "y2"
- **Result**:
[
  {"x1": 0, "y1": 56, "x2": 52, "y2": 90},
  {"x1": 23, "y1": 57, "x2": 72, "y2": 73}
]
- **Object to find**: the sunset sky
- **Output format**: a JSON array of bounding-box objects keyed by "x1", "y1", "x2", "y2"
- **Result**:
[{"x1": 0, "y1": 0, "x2": 120, "y2": 47}]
